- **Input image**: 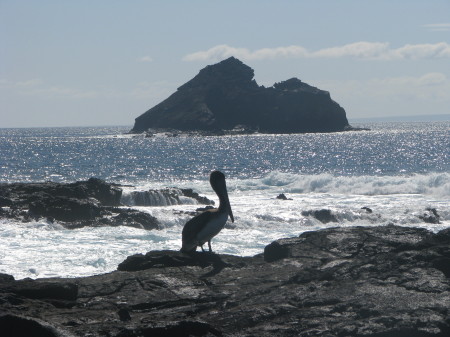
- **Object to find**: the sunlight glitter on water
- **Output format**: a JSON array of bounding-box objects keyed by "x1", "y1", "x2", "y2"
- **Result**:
[{"x1": 0, "y1": 123, "x2": 448, "y2": 279}]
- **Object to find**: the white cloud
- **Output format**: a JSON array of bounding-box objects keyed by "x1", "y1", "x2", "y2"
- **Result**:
[
  {"x1": 183, "y1": 42, "x2": 450, "y2": 61},
  {"x1": 311, "y1": 42, "x2": 389, "y2": 59},
  {"x1": 417, "y1": 72, "x2": 448, "y2": 86},
  {"x1": 16, "y1": 79, "x2": 44, "y2": 87},
  {"x1": 313, "y1": 72, "x2": 450, "y2": 118},
  {"x1": 423, "y1": 23, "x2": 450, "y2": 32},
  {"x1": 182, "y1": 44, "x2": 308, "y2": 61},
  {"x1": 0, "y1": 78, "x2": 44, "y2": 89},
  {"x1": 1, "y1": 79, "x2": 99, "y2": 99},
  {"x1": 371, "y1": 73, "x2": 450, "y2": 88},
  {"x1": 316, "y1": 73, "x2": 450, "y2": 104},
  {"x1": 389, "y1": 43, "x2": 450, "y2": 59},
  {"x1": 139, "y1": 56, "x2": 153, "y2": 62}
]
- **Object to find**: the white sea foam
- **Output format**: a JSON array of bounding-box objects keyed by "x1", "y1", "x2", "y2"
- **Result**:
[
  {"x1": 120, "y1": 172, "x2": 450, "y2": 200},
  {"x1": 222, "y1": 172, "x2": 450, "y2": 197},
  {"x1": 120, "y1": 188, "x2": 196, "y2": 206},
  {"x1": 1, "y1": 171, "x2": 449, "y2": 280},
  {"x1": 1, "y1": 173, "x2": 449, "y2": 280}
]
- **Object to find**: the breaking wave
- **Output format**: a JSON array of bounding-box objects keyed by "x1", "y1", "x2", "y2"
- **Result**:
[
  {"x1": 229, "y1": 171, "x2": 450, "y2": 197},
  {"x1": 121, "y1": 188, "x2": 199, "y2": 207}
]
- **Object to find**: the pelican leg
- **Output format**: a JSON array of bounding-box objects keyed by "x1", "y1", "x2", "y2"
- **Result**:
[
  {"x1": 208, "y1": 240, "x2": 212, "y2": 252},
  {"x1": 200, "y1": 244, "x2": 206, "y2": 252}
]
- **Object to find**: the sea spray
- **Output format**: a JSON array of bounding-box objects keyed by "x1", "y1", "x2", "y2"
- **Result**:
[{"x1": 220, "y1": 172, "x2": 450, "y2": 197}]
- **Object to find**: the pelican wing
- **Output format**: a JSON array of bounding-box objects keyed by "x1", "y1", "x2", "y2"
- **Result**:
[{"x1": 181, "y1": 210, "x2": 216, "y2": 251}]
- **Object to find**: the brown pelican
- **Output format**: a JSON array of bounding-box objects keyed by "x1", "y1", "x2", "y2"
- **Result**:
[{"x1": 181, "y1": 170, "x2": 234, "y2": 253}]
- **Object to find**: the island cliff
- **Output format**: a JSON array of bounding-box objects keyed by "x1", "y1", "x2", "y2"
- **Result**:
[{"x1": 131, "y1": 57, "x2": 350, "y2": 134}]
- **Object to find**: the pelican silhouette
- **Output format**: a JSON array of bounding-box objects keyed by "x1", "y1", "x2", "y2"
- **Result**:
[{"x1": 181, "y1": 170, "x2": 234, "y2": 253}]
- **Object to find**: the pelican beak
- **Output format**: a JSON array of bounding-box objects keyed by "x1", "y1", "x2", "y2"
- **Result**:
[
  {"x1": 211, "y1": 170, "x2": 234, "y2": 223},
  {"x1": 224, "y1": 191, "x2": 234, "y2": 223},
  {"x1": 229, "y1": 205, "x2": 234, "y2": 223}
]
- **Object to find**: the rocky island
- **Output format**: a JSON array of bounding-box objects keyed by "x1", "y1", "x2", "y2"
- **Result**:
[{"x1": 131, "y1": 57, "x2": 351, "y2": 134}]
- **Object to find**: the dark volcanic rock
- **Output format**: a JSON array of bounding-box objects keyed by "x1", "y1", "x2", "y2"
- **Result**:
[
  {"x1": 116, "y1": 320, "x2": 223, "y2": 337},
  {"x1": 1, "y1": 225, "x2": 449, "y2": 336},
  {"x1": 0, "y1": 177, "x2": 122, "y2": 208},
  {"x1": 0, "y1": 179, "x2": 160, "y2": 230},
  {"x1": 276, "y1": 193, "x2": 292, "y2": 200},
  {"x1": 180, "y1": 188, "x2": 215, "y2": 205},
  {"x1": 0, "y1": 314, "x2": 72, "y2": 337},
  {"x1": 28, "y1": 194, "x2": 102, "y2": 222},
  {"x1": 302, "y1": 208, "x2": 338, "y2": 223},
  {"x1": 107, "y1": 208, "x2": 160, "y2": 230},
  {"x1": 419, "y1": 207, "x2": 441, "y2": 224},
  {"x1": 361, "y1": 206, "x2": 373, "y2": 213},
  {"x1": 131, "y1": 57, "x2": 350, "y2": 134}
]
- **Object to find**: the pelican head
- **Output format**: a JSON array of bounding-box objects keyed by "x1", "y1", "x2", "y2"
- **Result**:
[{"x1": 210, "y1": 170, "x2": 234, "y2": 222}]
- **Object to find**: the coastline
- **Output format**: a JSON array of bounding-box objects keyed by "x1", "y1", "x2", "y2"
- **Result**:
[
  {"x1": 128, "y1": 124, "x2": 370, "y2": 138},
  {"x1": 1, "y1": 225, "x2": 449, "y2": 336}
]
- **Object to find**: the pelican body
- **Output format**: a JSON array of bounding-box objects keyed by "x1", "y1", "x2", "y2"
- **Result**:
[{"x1": 181, "y1": 171, "x2": 234, "y2": 253}]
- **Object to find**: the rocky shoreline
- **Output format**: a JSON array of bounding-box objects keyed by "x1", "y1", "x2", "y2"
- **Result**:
[
  {"x1": 1, "y1": 179, "x2": 440, "y2": 230},
  {"x1": 0, "y1": 178, "x2": 213, "y2": 230},
  {"x1": 134, "y1": 124, "x2": 370, "y2": 138},
  {"x1": 1, "y1": 179, "x2": 449, "y2": 336},
  {"x1": 1, "y1": 225, "x2": 449, "y2": 336}
]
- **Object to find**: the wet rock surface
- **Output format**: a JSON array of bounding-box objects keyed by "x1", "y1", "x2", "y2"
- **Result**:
[
  {"x1": 419, "y1": 208, "x2": 441, "y2": 224},
  {"x1": 1, "y1": 225, "x2": 449, "y2": 336},
  {"x1": 0, "y1": 179, "x2": 218, "y2": 231},
  {"x1": 0, "y1": 178, "x2": 160, "y2": 230},
  {"x1": 302, "y1": 209, "x2": 338, "y2": 223},
  {"x1": 276, "y1": 193, "x2": 293, "y2": 200}
]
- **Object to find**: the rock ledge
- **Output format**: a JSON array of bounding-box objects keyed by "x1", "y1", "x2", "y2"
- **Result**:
[{"x1": 1, "y1": 225, "x2": 449, "y2": 336}]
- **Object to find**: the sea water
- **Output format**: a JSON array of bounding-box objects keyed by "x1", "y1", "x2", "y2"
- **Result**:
[{"x1": 0, "y1": 122, "x2": 449, "y2": 279}]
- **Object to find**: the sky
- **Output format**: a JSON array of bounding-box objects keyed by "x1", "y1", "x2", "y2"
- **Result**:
[{"x1": 1, "y1": 0, "x2": 450, "y2": 127}]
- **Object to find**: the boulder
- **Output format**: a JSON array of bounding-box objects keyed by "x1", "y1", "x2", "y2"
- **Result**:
[
  {"x1": 276, "y1": 193, "x2": 292, "y2": 200},
  {"x1": 0, "y1": 179, "x2": 160, "y2": 230},
  {"x1": 301, "y1": 209, "x2": 338, "y2": 223},
  {"x1": 108, "y1": 208, "x2": 160, "y2": 230},
  {"x1": 419, "y1": 207, "x2": 441, "y2": 224},
  {"x1": 361, "y1": 206, "x2": 373, "y2": 213}
]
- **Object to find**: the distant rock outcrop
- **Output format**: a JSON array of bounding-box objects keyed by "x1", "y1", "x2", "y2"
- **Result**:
[{"x1": 131, "y1": 57, "x2": 350, "y2": 134}]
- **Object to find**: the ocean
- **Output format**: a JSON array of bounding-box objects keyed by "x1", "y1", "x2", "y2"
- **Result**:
[{"x1": 0, "y1": 121, "x2": 449, "y2": 280}]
